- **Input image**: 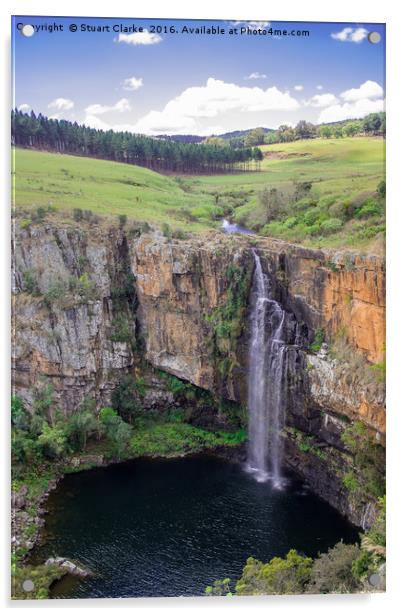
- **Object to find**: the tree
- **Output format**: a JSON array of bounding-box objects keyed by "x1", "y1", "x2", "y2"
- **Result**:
[
  {"x1": 307, "y1": 543, "x2": 361, "y2": 593},
  {"x1": 99, "y1": 407, "x2": 132, "y2": 458},
  {"x1": 235, "y1": 551, "x2": 313, "y2": 595},
  {"x1": 37, "y1": 423, "x2": 68, "y2": 459},
  {"x1": 277, "y1": 125, "x2": 295, "y2": 143},
  {"x1": 295, "y1": 120, "x2": 316, "y2": 140},
  {"x1": 66, "y1": 408, "x2": 99, "y2": 452},
  {"x1": 245, "y1": 127, "x2": 266, "y2": 146},
  {"x1": 259, "y1": 187, "x2": 283, "y2": 223},
  {"x1": 343, "y1": 121, "x2": 360, "y2": 137},
  {"x1": 319, "y1": 125, "x2": 333, "y2": 139}
]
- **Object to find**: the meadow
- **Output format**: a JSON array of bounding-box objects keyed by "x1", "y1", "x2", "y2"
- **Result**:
[{"x1": 13, "y1": 137, "x2": 385, "y2": 251}]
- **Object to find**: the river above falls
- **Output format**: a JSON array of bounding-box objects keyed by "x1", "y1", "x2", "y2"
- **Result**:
[{"x1": 32, "y1": 455, "x2": 358, "y2": 599}]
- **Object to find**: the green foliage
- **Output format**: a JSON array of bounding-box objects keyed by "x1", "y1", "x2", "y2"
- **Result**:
[
  {"x1": 12, "y1": 563, "x2": 65, "y2": 599},
  {"x1": 377, "y1": 180, "x2": 386, "y2": 198},
  {"x1": 130, "y1": 423, "x2": 246, "y2": 457},
  {"x1": 205, "y1": 578, "x2": 232, "y2": 596},
  {"x1": 110, "y1": 314, "x2": 134, "y2": 345},
  {"x1": 235, "y1": 550, "x2": 313, "y2": 595},
  {"x1": 22, "y1": 270, "x2": 41, "y2": 295},
  {"x1": 367, "y1": 496, "x2": 386, "y2": 547},
  {"x1": 309, "y1": 328, "x2": 325, "y2": 352},
  {"x1": 307, "y1": 542, "x2": 361, "y2": 593},
  {"x1": 37, "y1": 423, "x2": 68, "y2": 459},
  {"x1": 11, "y1": 395, "x2": 30, "y2": 430},
  {"x1": 65, "y1": 403, "x2": 100, "y2": 452},
  {"x1": 206, "y1": 263, "x2": 251, "y2": 378},
  {"x1": 99, "y1": 406, "x2": 132, "y2": 458},
  {"x1": 118, "y1": 214, "x2": 127, "y2": 226},
  {"x1": 341, "y1": 422, "x2": 385, "y2": 499},
  {"x1": 111, "y1": 375, "x2": 144, "y2": 423}
]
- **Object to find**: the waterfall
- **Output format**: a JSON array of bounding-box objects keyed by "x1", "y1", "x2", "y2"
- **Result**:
[{"x1": 246, "y1": 250, "x2": 287, "y2": 487}]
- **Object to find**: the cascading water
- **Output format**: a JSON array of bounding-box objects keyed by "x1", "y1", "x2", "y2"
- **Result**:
[{"x1": 246, "y1": 250, "x2": 287, "y2": 487}]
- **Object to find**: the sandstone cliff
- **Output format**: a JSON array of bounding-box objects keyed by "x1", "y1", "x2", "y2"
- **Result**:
[{"x1": 12, "y1": 221, "x2": 386, "y2": 524}]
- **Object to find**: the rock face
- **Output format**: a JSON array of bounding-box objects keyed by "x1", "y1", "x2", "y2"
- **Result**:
[{"x1": 12, "y1": 221, "x2": 386, "y2": 523}]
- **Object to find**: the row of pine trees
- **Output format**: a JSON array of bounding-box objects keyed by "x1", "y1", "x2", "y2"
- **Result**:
[{"x1": 11, "y1": 110, "x2": 263, "y2": 175}]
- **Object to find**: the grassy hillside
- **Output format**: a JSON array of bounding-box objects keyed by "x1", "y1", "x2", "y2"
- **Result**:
[
  {"x1": 13, "y1": 139, "x2": 385, "y2": 252},
  {"x1": 187, "y1": 137, "x2": 385, "y2": 250},
  {"x1": 12, "y1": 148, "x2": 215, "y2": 232}
]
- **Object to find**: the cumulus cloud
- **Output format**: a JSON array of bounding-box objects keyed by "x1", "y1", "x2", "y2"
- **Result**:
[
  {"x1": 48, "y1": 98, "x2": 74, "y2": 111},
  {"x1": 116, "y1": 29, "x2": 162, "y2": 45},
  {"x1": 231, "y1": 20, "x2": 270, "y2": 29},
  {"x1": 245, "y1": 72, "x2": 267, "y2": 80},
  {"x1": 306, "y1": 93, "x2": 339, "y2": 108},
  {"x1": 85, "y1": 98, "x2": 131, "y2": 115},
  {"x1": 122, "y1": 76, "x2": 143, "y2": 91},
  {"x1": 17, "y1": 103, "x2": 31, "y2": 112},
  {"x1": 331, "y1": 27, "x2": 368, "y2": 43},
  {"x1": 340, "y1": 80, "x2": 383, "y2": 102},
  {"x1": 318, "y1": 98, "x2": 384, "y2": 123},
  {"x1": 132, "y1": 77, "x2": 299, "y2": 135},
  {"x1": 294, "y1": 85, "x2": 304, "y2": 91}
]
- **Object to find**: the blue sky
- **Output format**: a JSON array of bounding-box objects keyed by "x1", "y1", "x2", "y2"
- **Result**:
[{"x1": 12, "y1": 16, "x2": 385, "y2": 135}]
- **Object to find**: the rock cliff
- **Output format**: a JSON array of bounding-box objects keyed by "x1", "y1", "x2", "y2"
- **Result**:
[{"x1": 12, "y1": 221, "x2": 386, "y2": 524}]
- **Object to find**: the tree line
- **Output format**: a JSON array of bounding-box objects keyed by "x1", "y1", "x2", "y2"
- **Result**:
[
  {"x1": 11, "y1": 110, "x2": 263, "y2": 175},
  {"x1": 231, "y1": 112, "x2": 386, "y2": 146}
]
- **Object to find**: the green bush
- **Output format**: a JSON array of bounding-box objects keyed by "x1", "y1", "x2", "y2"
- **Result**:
[
  {"x1": 309, "y1": 328, "x2": 325, "y2": 352},
  {"x1": 23, "y1": 270, "x2": 41, "y2": 295},
  {"x1": 307, "y1": 542, "x2": 361, "y2": 593},
  {"x1": 235, "y1": 551, "x2": 313, "y2": 595},
  {"x1": 320, "y1": 218, "x2": 343, "y2": 235},
  {"x1": 111, "y1": 375, "x2": 144, "y2": 423}
]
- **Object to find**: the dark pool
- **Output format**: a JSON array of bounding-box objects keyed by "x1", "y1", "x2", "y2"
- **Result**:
[{"x1": 32, "y1": 455, "x2": 358, "y2": 598}]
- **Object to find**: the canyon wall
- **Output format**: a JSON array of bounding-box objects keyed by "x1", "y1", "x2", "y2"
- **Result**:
[{"x1": 12, "y1": 221, "x2": 386, "y2": 524}]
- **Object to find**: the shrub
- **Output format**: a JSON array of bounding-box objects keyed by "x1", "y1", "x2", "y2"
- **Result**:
[
  {"x1": 37, "y1": 424, "x2": 68, "y2": 459},
  {"x1": 161, "y1": 222, "x2": 172, "y2": 238},
  {"x1": 309, "y1": 328, "x2": 325, "y2": 352},
  {"x1": 341, "y1": 421, "x2": 385, "y2": 499},
  {"x1": 235, "y1": 551, "x2": 313, "y2": 595},
  {"x1": 377, "y1": 180, "x2": 386, "y2": 198},
  {"x1": 307, "y1": 542, "x2": 361, "y2": 593},
  {"x1": 205, "y1": 578, "x2": 232, "y2": 596},
  {"x1": 23, "y1": 270, "x2": 41, "y2": 295},
  {"x1": 118, "y1": 214, "x2": 127, "y2": 226},
  {"x1": 111, "y1": 375, "x2": 144, "y2": 423},
  {"x1": 320, "y1": 218, "x2": 343, "y2": 235},
  {"x1": 355, "y1": 198, "x2": 382, "y2": 219},
  {"x1": 73, "y1": 208, "x2": 84, "y2": 222}
]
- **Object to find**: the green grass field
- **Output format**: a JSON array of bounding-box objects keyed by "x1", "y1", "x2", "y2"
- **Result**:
[
  {"x1": 13, "y1": 138, "x2": 385, "y2": 251},
  {"x1": 12, "y1": 148, "x2": 214, "y2": 232}
]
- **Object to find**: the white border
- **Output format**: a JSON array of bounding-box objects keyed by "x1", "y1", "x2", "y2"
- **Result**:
[{"x1": 1, "y1": 1, "x2": 401, "y2": 614}]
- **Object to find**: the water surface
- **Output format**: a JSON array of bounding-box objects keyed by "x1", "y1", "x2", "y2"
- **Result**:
[{"x1": 33, "y1": 455, "x2": 358, "y2": 598}]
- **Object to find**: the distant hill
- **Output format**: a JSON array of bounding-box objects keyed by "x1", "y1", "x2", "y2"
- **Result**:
[{"x1": 155, "y1": 127, "x2": 275, "y2": 143}]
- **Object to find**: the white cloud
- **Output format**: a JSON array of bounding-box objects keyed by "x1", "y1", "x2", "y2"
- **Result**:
[
  {"x1": 340, "y1": 80, "x2": 383, "y2": 102},
  {"x1": 318, "y1": 97, "x2": 384, "y2": 123},
  {"x1": 122, "y1": 76, "x2": 143, "y2": 91},
  {"x1": 294, "y1": 85, "x2": 304, "y2": 91},
  {"x1": 116, "y1": 29, "x2": 162, "y2": 45},
  {"x1": 245, "y1": 72, "x2": 267, "y2": 80},
  {"x1": 17, "y1": 103, "x2": 31, "y2": 112},
  {"x1": 131, "y1": 77, "x2": 300, "y2": 135},
  {"x1": 48, "y1": 98, "x2": 74, "y2": 111},
  {"x1": 85, "y1": 98, "x2": 131, "y2": 115},
  {"x1": 331, "y1": 27, "x2": 368, "y2": 43},
  {"x1": 231, "y1": 21, "x2": 270, "y2": 29},
  {"x1": 316, "y1": 85, "x2": 323, "y2": 90},
  {"x1": 306, "y1": 93, "x2": 339, "y2": 108}
]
